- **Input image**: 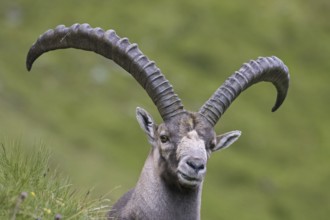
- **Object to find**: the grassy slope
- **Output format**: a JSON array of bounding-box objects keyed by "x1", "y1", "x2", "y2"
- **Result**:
[
  {"x1": 0, "y1": 140, "x2": 110, "y2": 219},
  {"x1": 0, "y1": 0, "x2": 329, "y2": 219}
]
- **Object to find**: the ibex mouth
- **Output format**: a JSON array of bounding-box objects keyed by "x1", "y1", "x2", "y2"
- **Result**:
[{"x1": 178, "y1": 171, "x2": 202, "y2": 187}]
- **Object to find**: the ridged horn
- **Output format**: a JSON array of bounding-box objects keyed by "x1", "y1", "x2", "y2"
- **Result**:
[
  {"x1": 26, "y1": 23, "x2": 184, "y2": 121},
  {"x1": 199, "y1": 56, "x2": 290, "y2": 126}
]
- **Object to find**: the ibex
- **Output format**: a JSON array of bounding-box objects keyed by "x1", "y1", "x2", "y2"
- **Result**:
[{"x1": 26, "y1": 23, "x2": 290, "y2": 220}]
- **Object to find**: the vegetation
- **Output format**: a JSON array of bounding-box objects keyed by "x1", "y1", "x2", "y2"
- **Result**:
[
  {"x1": 0, "y1": 140, "x2": 110, "y2": 219},
  {"x1": 0, "y1": 0, "x2": 329, "y2": 219}
]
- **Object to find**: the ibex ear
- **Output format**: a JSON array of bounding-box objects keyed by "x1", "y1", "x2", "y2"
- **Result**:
[
  {"x1": 136, "y1": 107, "x2": 157, "y2": 143},
  {"x1": 212, "y1": 130, "x2": 241, "y2": 152}
]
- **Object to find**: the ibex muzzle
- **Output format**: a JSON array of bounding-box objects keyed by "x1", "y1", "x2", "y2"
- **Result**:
[{"x1": 27, "y1": 23, "x2": 290, "y2": 220}]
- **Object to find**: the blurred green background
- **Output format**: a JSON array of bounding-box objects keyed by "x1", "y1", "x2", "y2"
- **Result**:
[{"x1": 1, "y1": 0, "x2": 329, "y2": 219}]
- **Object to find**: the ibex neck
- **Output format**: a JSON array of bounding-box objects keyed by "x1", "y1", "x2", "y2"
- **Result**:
[{"x1": 129, "y1": 153, "x2": 202, "y2": 220}]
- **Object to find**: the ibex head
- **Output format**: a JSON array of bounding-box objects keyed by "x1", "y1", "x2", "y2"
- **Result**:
[
  {"x1": 27, "y1": 23, "x2": 289, "y2": 192},
  {"x1": 136, "y1": 107, "x2": 241, "y2": 189}
]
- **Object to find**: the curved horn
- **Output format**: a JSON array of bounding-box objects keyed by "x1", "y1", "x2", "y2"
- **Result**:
[
  {"x1": 26, "y1": 23, "x2": 184, "y2": 121},
  {"x1": 199, "y1": 56, "x2": 290, "y2": 126}
]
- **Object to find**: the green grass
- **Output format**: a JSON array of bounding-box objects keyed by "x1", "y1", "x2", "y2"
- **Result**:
[{"x1": 0, "y1": 140, "x2": 110, "y2": 220}]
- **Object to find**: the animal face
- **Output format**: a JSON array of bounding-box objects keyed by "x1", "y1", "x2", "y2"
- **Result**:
[{"x1": 136, "y1": 107, "x2": 241, "y2": 189}]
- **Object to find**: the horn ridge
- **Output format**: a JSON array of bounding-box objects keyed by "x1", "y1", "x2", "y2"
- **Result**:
[
  {"x1": 199, "y1": 56, "x2": 290, "y2": 126},
  {"x1": 26, "y1": 23, "x2": 184, "y2": 120}
]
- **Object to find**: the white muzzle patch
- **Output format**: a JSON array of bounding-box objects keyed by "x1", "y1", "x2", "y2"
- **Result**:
[{"x1": 176, "y1": 130, "x2": 207, "y2": 187}]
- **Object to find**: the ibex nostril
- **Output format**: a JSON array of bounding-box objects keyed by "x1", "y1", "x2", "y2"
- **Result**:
[{"x1": 187, "y1": 160, "x2": 205, "y2": 172}]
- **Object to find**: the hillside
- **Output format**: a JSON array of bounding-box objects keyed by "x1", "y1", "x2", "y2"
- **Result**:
[{"x1": 1, "y1": 0, "x2": 329, "y2": 219}]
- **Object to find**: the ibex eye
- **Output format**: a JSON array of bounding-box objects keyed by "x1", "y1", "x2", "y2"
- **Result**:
[{"x1": 160, "y1": 135, "x2": 169, "y2": 143}]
